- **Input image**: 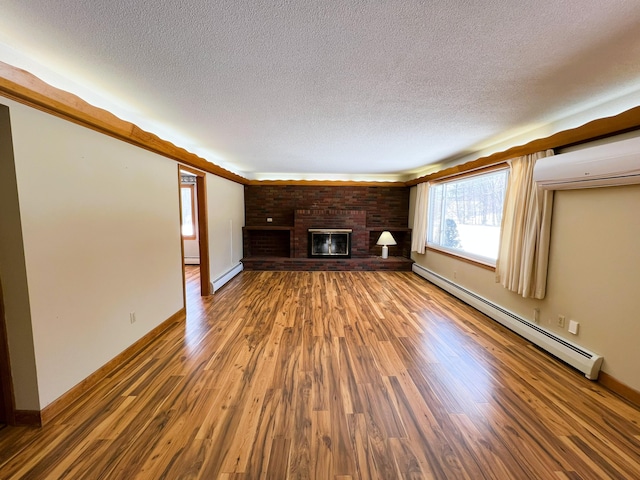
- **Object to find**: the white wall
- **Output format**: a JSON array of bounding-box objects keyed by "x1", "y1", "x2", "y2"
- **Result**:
[
  {"x1": 410, "y1": 178, "x2": 640, "y2": 392},
  {"x1": 2, "y1": 98, "x2": 185, "y2": 409},
  {"x1": 206, "y1": 174, "x2": 244, "y2": 290}
]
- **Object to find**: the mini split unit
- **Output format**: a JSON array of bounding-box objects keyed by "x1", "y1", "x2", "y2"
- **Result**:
[{"x1": 534, "y1": 135, "x2": 640, "y2": 190}]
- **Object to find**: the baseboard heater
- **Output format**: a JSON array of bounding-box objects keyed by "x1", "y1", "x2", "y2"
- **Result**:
[
  {"x1": 212, "y1": 262, "x2": 243, "y2": 292},
  {"x1": 412, "y1": 264, "x2": 604, "y2": 380}
]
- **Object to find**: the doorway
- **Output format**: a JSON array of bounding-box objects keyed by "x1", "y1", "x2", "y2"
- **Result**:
[{"x1": 178, "y1": 166, "x2": 210, "y2": 297}]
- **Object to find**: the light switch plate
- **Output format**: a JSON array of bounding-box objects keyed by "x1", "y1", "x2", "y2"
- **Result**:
[{"x1": 568, "y1": 320, "x2": 579, "y2": 335}]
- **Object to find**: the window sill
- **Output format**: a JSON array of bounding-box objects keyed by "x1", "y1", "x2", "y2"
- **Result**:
[{"x1": 426, "y1": 246, "x2": 496, "y2": 272}]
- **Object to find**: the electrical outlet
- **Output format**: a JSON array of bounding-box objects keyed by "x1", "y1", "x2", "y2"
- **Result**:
[
  {"x1": 266, "y1": 217, "x2": 273, "y2": 223},
  {"x1": 557, "y1": 315, "x2": 565, "y2": 328},
  {"x1": 130, "y1": 312, "x2": 136, "y2": 324},
  {"x1": 533, "y1": 308, "x2": 540, "y2": 324}
]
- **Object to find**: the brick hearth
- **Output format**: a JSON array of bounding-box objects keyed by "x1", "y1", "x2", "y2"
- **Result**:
[{"x1": 241, "y1": 256, "x2": 413, "y2": 271}]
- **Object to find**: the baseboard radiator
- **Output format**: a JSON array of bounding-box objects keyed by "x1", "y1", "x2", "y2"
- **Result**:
[
  {"x1": 412, "y1": 264, "x2": 604, "y2": 380},
  {"x1": 212, "y1": 262, "x2": 244, "y2": 292},
  {"x1": 184, "y1": 256, "x2": 200, "y2": 265}
]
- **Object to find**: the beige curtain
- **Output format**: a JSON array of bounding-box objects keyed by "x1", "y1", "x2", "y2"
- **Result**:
[
  {"x1": 496, "y1": 150, "x2": 554, "y2": 299},
  {"x1": 411, "y1": 182, "x2": 429, "y2": 254}
]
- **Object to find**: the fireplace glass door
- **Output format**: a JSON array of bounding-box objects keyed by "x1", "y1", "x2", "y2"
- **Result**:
[{"x1": 308, "y1": 229, "x2": 352, "y2": 257}]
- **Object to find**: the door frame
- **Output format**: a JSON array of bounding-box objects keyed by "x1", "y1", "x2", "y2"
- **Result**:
[
  {"x1": 178, "y1": 166, "x2": 211, "y2": 296},
  {"x1": 0, "y1": 276, "x2": 16, "y2": 425}
]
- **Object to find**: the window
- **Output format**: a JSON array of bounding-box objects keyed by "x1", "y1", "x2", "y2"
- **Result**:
[
  {"x1": 181, "y1": 184, "x2": 196, "y2": 239},
  {"x1": 427, "y1": 168, "x2": 508, "y2": 265}
]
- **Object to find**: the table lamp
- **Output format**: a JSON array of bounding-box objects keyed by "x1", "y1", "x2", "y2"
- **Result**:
[{"x1": 376, "y1": 231, "x2": 397, "y2": 259}]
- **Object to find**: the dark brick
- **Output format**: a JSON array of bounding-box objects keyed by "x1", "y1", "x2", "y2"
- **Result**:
[
  {"x1": 243, "y1": 185, "x2": 411, "y2": 267},
  {"x1": 241, "y1": 256, "x2": 414, "y2": 271}
]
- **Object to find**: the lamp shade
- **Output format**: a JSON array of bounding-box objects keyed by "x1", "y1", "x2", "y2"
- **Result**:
[{"x1": 376, "y1": 231, "x2": 397, "y2": 246}]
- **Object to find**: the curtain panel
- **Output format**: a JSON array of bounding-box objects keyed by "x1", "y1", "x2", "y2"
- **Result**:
[
  {"x1": 496, "y1": 150, "x2": 554, "y2": 299},
  {"x1": 411, "y1": 182, "x2": 429, "y2": 254}
]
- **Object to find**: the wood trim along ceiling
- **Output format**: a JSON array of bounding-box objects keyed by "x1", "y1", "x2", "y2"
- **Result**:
[
  {"x1": 406, "y1": 106, "x2": 640, "y2": 186},
  {"x1": 0, "y1": 61, "x2": 247, "y2": 185},
  {"x1": 1, "y1": 61, "x2": 639, "y2": 187},
  {"x1": 246, "y1": 179, "x2": 408, "y2": 187}
]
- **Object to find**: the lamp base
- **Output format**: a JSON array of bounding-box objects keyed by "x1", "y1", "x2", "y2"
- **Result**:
[{"x1": 381, "y1": 245, "x2": 389, "y2": 259}]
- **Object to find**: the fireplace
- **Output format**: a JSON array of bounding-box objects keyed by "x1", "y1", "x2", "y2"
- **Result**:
[{"x1": 308, "y1": 229, "x2": 352, "y2": 258}]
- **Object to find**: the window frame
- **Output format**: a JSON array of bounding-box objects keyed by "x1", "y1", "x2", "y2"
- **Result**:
[
  {"x1": 426, "y1": 164, "x2": 509, "y2": 269},
  {"x1": 180, "y1": 184, "x2": 197, "y2": 240}
]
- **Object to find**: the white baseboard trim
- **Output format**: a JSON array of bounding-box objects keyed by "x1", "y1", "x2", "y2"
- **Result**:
[
  {"x1": 212, "y1": 262, "x2": 244, "y2": 292},
  {"x1": 184, "y1": 256, "x2": 200, "y2": 265},
  {"x1": 412, "y1": 263, "x2": 603, "y2": 380}
]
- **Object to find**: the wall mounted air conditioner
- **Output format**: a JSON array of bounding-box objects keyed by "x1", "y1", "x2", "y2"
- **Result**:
[{"x1": 534, "y1": 135, "x2": 640, "y2": 190}]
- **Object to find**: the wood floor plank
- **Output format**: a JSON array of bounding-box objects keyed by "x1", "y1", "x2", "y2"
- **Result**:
[
  {"x1": 388, "y1": 436, "x2": 425, "y2": 479},
  {"x1": 311, "y1": 410, "x2": 333, "y2": 478},
  {"x1": 337, "y1": 336, "x2": 364, "y2": 415},
  {"x1": 327, "y1": 343, "x2": 356, "y2": 477},
  {"x1": 1, "y1": 268, "x2": 639, "y2": 479},
  {"x1": 447, "y1": 413, "x2": 516, "y2": 480},
  {"x1": 392, "y1": 370, "x2": 478, "y2": 480},
  {"x1": 240, "y1": 386, "x2": 278, "y2": 478},
  {"x1": 287, "y1": 371, "x2": 312, "y2": 479},
  {"x1": 266, "y1": 436, "x2": 291, "y2": 479}
]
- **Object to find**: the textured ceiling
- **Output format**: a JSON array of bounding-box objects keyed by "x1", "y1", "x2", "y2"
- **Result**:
[{"x1": 2, "y1": 1, "x2": 640, "y2": 181}]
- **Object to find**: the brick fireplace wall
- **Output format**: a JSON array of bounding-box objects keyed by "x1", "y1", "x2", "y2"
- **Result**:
[
  {"x1": 243, "y1": 185, "x2": 410, "y2": 258},
  {"x1": 244, "y1": 229, "x2": 291, "y2": 258},
  {"x1": 245, "y1": 185, "x2": 409, "y2": 228}
]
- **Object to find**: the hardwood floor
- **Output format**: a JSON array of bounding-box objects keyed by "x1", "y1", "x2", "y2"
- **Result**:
[{"x1": 1, "y1": 268, "x2": 639, "y2": 479}]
